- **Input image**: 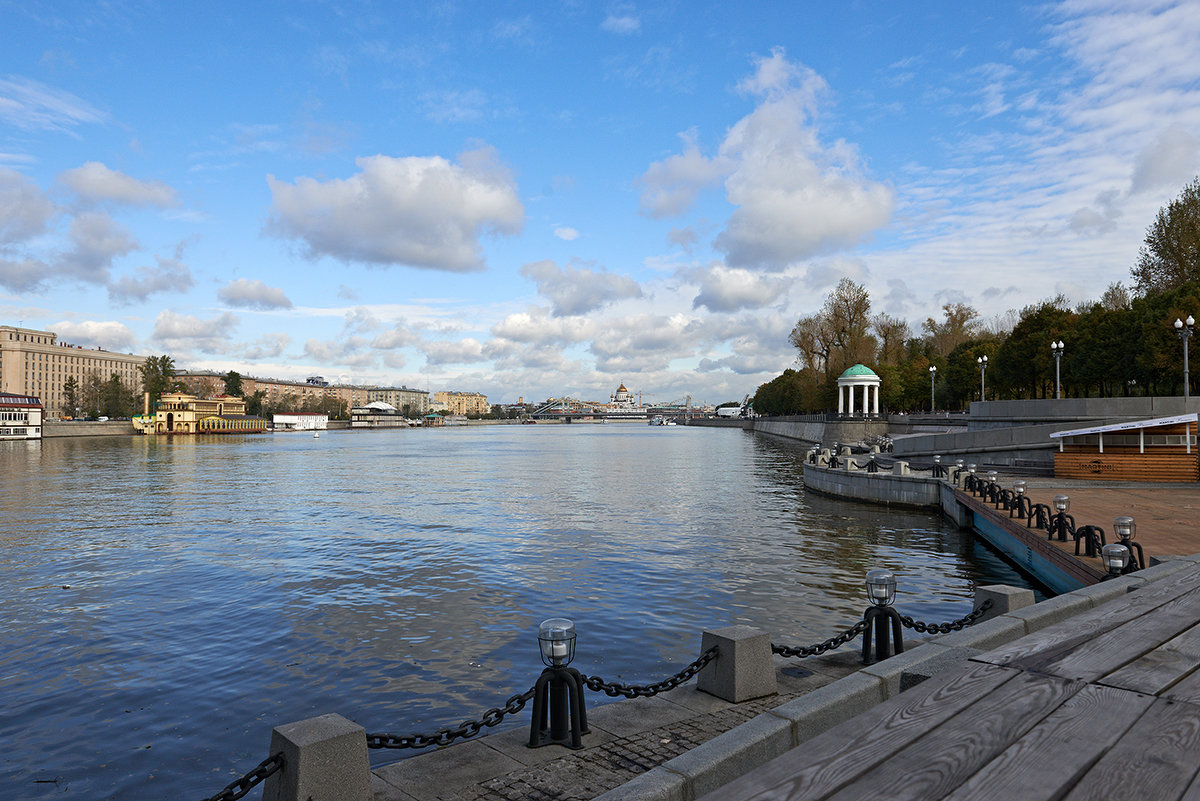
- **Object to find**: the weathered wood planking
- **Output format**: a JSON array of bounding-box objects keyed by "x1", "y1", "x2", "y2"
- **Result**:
[
  {"x1": 1157, "y1": 655, "x2": 1200, "y2": 705},
  {"x1": 1100, "y1": 621, "x2": 1200, "y2": 696},
  {"x1": 693, "y1": 662, "x2": 1019, "y2": 801},
  {"x1": 818, "y1": 672, "x2": 1083, "y2": 801},
  {"x1": 940, "y1": 684, "x2": 1153, "y2": 801},
  {"x1": 975, "y1": 569, "x2": 1200, "y2": 671},
  {"x1": 1061, "y1": 698, "x2": 1200, "y2": 801}
]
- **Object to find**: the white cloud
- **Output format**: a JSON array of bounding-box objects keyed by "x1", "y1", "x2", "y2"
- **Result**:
[
  {"x1": 601, "y1": 14, "x2": 640, "y2": 34},
  {"x1": 1131, "y1": 123, "x2": 1199, "y2": 193},
  {"x1": 554, "y1": 226, "x2": 579, "y2": 241},
  {"x1": 0, "y1": 258, "x2": 50, "y2": 292},
  {"x1": 638, "y1": 130, "x2": 725, "y2": 217},
  {"x1": 690, "y1": 265, "x2": 787, "y2": 312},
  {"x1": 422, "y1": 338, "x2": 486, "y2": 365},
  {"x1": 520, "y1": 259, "x2": 643, "y2": 316},
  {"x1": 152, "y1": 309, "x2": 239, "y2": 353},
  {"x1": 50, "y1": 319, "x2": 137, "y2": 351},
  {"x1": 265, "y1": 146, "x2": 524, "y2": 272},
  {"x1": 0, "y1": 168, "x2": 56, "y2": 245},
  {"x1": 372, "y1": 322, "x2": 420, "y2": 349},
  {"x1": 0, "y1": 75, "x2": 105, "y2": 134},
  {"x1": 491, "y1": 306, "x2": 596, "y2": 344},
  {"x1": 59, "y1": 162, "x2": 178, "y2": 208},
  {"x1": 57, "y1": 212, "x2": 138, "y2": 283},
  {"x1": 109, "y1": 255, "x2": 194, "y2": 304},
  {"x1": 243, "y1": 333, "x2": 291, "y2": 360},
  {"x1": 218, "y1": 278, "x2": 293, "y2": 310}
]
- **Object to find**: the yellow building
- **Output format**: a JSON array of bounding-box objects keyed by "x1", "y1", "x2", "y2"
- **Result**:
[
  {"x1": 133, "y1": 392, "x2": 267, "y2": 435},
  {"x1": 433, "y1": 390, "x2": 489, "y2": 416},
  {"x1": 0, "y1": 325, "x2": 146, "y2": 418}
]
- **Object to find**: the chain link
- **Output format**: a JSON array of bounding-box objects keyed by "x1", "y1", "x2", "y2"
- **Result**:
[
  {"x1": 201, "y1": 752, "x2": 284, "y2": 801},
  {"x1": 771, "y1": 619, "x2": 869, "y2": 659},
  {"x1": 582, "y1": 645, "x2": 719, "y2": 698},
  {"x1": 365, "y1": 688, "x2": 537, "y2": 750},
  {"x1": 899, "y1": 598, "x2": 994, "y2": 634}
]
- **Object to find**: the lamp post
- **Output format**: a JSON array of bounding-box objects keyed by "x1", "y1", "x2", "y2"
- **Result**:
[
  {"x1": 1113, "y1": 515, "x2": 1145, "y2": 572},
  {"x1": 977, "y1": 355, "x2": 988, "y2": 400},
  {"x1": 862, "y1": 569, "x2": 903, "y2": 665},
  {"x1": 1101, "y1": 544, "x2": 1130, "y2": 581},
  {"x1": 1176, "y1": 315, "x2": 1195, "y2": 400},
  {"x1": 929, "y1": 365, "x2": 937, "y2": 413},
  {"x1": 1051, "y1": 340, "x2": 1065, "y2": 399},
  {"x1": 1050, "y1": 494, "x2": 1074, "y2": 542},
  {"x1": 528, "y1": 618, "x2": 588, "y2": 749}
]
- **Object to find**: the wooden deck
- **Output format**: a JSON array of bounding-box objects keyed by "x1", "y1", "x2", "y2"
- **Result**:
[{"x1": 702, "y1": 564, "x2": 1200, "y2": 801}]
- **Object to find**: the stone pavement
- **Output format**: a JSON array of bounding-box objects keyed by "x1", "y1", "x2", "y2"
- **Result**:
[{"x1": 370, "y1": 649, "x2": 872, "y2": 801}]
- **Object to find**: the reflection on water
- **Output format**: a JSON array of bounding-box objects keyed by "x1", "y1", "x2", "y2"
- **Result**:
[{"x1": 0, "y1": 426, "x2": 1037, "y2": 800}]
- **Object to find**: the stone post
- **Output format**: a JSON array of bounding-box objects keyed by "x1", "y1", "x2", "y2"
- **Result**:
[
  {"x1": 974, "y1": 585, "x2": 1035, "y2": 622},
  {"x1": 891, "y1": 461, "x2": 910, "y2": 476},
  {"x1": 697, "y1": 625, "x2": 777, "y2": 702},
  {"x1": 262, "y1": 713, "x2": 372, "y2": 801}
]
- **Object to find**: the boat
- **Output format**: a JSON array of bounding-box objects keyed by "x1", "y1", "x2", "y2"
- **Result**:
[{"x1": 648, "y1": 416, "x2": 676, "y2": 426}]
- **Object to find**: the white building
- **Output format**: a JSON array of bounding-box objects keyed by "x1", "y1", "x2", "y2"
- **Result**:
[
  {"x1": 0, "y1": 392, "x2": 43, "y2": 440},
  {"x1": 273, "y1": 412, "x2": 328, "y2": 431}
]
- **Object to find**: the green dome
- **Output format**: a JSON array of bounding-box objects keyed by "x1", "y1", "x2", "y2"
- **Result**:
[{"x1": 839, "y1": 364, "x2": 879, "y2": 379}]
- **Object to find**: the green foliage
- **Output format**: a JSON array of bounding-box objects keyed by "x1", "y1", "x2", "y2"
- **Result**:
[
  {"x1": 139, "y1": 355, "x2": 180, "y2": 402},
  {"x1": 1132, "y1": 177, "x2": 1200, "y2": 294},
  {"x1": 61, "y1": 376, "x2": 80, "y2": 417},
  {"x1": 223, "y1": 371, "x2": 243, "y2": 397}
]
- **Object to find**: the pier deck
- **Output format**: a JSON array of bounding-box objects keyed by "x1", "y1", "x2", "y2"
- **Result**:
[{"x1": 704, "y1": 563, "x2": 1200, "y2": 801}]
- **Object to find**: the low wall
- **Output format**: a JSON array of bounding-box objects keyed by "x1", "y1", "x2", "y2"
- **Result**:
[
  {"x1": 752, "y1": 417, "x2": 888, "y2": 446},
  {"x1": 43, "y1": 420, "x2": 135, "y2": 437},
  {"x1": 802, "y1": 462, "x2": 942, "y2": 509}
]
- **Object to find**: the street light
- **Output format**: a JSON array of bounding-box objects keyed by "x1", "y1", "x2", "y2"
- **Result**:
[
  {"x1": 929, "y1": 365, "x2": 937, "y2": 413},
  {"x1": 1175, "y1": 315, "x2": 1195, "y2": 400},
  {"x1": 862, "y1": 569, "x2": 903, "y2": 665},
  {"x1": 529, "y1": 618, "x2": 588, "y2": 749},
  {"x1": 1051, "y1": 340, "x2": 1065, "y2": 400},
  {"x1": 977, "y1": 355, "x2": 988, "y2": 400}
]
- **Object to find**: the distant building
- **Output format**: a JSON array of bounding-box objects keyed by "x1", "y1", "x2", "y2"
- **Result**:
[
  {"x1": 0, "y1": 392, "x2": 43, "y2": 440},
  {"x1": 367, "y1": 386, "x2": 431, "y2": 416},
  {"x1": 0, "y1": 325, "x2": 145, "y2": 419},
  {"x1": 174, "y1": 371, "x2": 371, "y2": 413},
  {"x1": 351, "y1": 400, "x2": 417, "y2": 428},
  {"x1": 434, "y1": 390, "x2": 488, "y2": 416},
  {"x1": 133, "y1": 392, "x2": 267, "y2": 435},
  {"x1": 273, "y1": 412, "x2": 328, "y2": 431}
]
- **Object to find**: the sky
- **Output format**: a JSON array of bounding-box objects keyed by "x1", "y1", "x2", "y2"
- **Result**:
[{"x1": 2, "y1": 1, "x2": 1200, "y2": 407}]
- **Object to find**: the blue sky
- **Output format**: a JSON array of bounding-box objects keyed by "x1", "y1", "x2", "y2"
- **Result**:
[{"x1": 2, "y1": 1, "x2": 1199, "y2": 406}]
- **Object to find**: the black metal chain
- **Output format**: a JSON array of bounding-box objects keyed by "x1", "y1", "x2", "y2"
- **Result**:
[
  {"x1": 771, "y1": 619, "x2": 869, "y2": 659},
  {"x1": 365, "y1": 687, "x2": 537, "y2": 750},
  {"x1": 582, "y1": 645, "x2": 719, "y2": 698},
  {"x1": 200, "y1": 752, "x2": 284, "y2": 801},
  {"x1": 899, "y1": 598, "x2": 994, "y2": 634}
]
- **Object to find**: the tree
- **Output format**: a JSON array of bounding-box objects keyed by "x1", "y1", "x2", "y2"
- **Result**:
[
  {"x1": 244, "y1": 390, "x2": 267, "y2": 417},
  {"x1": 62, "y1": 376, "x2": 80, "y2": 418},
  {"x1": 1132, "y1": 176, "x2": 1200, "y2": 294},
  {"x1": 223, "y1": 371, "x2": 243, "y2": 397},
  {"x1": 101, "y1": 373, "x2": 138, "y2": 418},
  {"x1": 81, "y1": 371, "x2": 104, "y2": 418},
  {"x1": 922, "y1": 303, "x2": 981, "y2": 358},
  {"x1": 140, "y1": 355, "x2": 180, "y2": 403}
]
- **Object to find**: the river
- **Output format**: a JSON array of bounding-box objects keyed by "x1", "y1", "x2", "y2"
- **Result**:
[{"x1": 0, "y1": 424, "x2": 1038, "y2": 800}]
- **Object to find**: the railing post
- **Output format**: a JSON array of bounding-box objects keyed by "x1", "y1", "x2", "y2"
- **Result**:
[
  {"x1": 262, "y1": 713, "x2": 372, "y2": 801},
  {"x1": 974, "y1": 585, "x2": 1035, "y2": 622},
  {"x1": 697, "y1": 625, "x2": 777, "y2": 702}
]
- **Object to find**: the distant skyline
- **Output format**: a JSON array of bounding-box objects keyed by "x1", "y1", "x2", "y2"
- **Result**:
[{"x1": 2, "y1": 1, "x2": 1199, "y2": 405}]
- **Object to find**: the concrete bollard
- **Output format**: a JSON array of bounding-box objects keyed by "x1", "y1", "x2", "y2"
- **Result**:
[
  {"x1": 891, "y1": 461, "x2": 910, "y2": 476},
  {"x1": 974, "y1": 584, "x2": 1035, "y2": 622},
  {"x1": 262, "y1": 713, "x2": 372, "y2": 801},
  {"x1": 697, "y1": 625, "x2": 777, "y2": 703}
]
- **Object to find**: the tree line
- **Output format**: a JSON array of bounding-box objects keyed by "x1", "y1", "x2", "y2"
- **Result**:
[{"x1": 753, "y1": 177, "x2": 1200, "y2": 416}]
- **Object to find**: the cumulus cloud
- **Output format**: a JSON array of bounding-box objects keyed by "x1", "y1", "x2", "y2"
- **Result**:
[
  {"x1": 0, "y1": 258, "x2": 49, "y2": 291},
  {"x1": 668, "y1": 226, "x2": 698, "y2": 251},
  {"x1": 50, "y1": 320, "x2": 137, "y2": 351},
  {"x1": 152, "y1": 309, "x2": 238, "y2": 352},
  {"x1": 303, "y1": 336, "x2": 375, "y2": 367},
  {"x1": 372, "y1": 322, "x2": 420, "y2": 349},
  {"x1": 59, "y1": 162, "x2": 178, "y2": 207},
  {"x1": 491, "y1": 306, "x2": 596, "y2": 344},
  {"x1": 217, "y1": 278, "x2": 293, "y2": 309},
  {"x1": 601, "y1": 13, "x2": 640, "y2": 34},
  {"x1": 638, "y1": 49, "x2": 893, "y2": 270},
  {"x1": 0, "y1": 168, "x2": 56, "y2": 244},
  {"x1": 422, "y1": 338, "x2": 486, "y2": 365},
  {"x1": 109, "y1": 254, "x2": 194, "y2": 303},
  {"x1": 243, "y1": 333, "x2": 291, "y2": 360},
  {"x1": 588, "y1": 313, "x2": 695, "y2": 373},
  {"x1": 1131, "y1": 123, "x2": 1199, "y2": 193},
  {"x1": 58, "y1": 212, "x2": 138, "y2": 283},
  {"x1": 690, "y1": 265, "x2": 787, "y2": 312},
  {"x1": 519, "y1": 259, "x2": 643, "y2": 316},
  {"x1": 554, "y1": 226, "x2": 579, "y2": 241},
  {"x1": 265, "y1": 146, "x2": 524, "y2": 272}
]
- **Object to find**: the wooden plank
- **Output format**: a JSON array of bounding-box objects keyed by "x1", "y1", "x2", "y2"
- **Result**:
[
  {"x1": 817, "y1": 672, "x2": 1084, "y2": 801},
  {"x1": 1158, "y1": 658, "x2": 1200, "y2": 705},
  {"x1": 940, "y1": 684, "x2": 1152, "y2": 801},
  {"x1": 1101, "y1": 621, "x2": 1200, "y2": 696},
  {"x1": 1066, "y1": 698, "x2": 1200, "y2": 801},
  {"x1": 1022, "y1": 587, "x2": 1200, "y2": 683},
  {"x1": 693, "y1": 662, "x2": 1020, "y2": 801},
  {"x1": 975, "y1": 568, "x2": 1200, "y2": 672}
]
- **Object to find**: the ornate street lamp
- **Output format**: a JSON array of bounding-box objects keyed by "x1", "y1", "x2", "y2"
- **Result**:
[
  {"x1": 1101, "y1": 543, "x2": 1130, "y2": 580},
  {"x1": 529, "y1": 618, "x2": 588, "y2": 749},
  {"x1": 862, "y1": 570, "x2": 903, "y2": 665},
  {"x1": 1176, "y1": 316, "x2": 1195, "y2": 400},
  {"x1": 977, "y1": 355, "x2": 988, "y2": 400},
  {"x1": 929, "y1": 365, "x2": 937, "y2": 413},
  {"x1": 1049, "y1": 494, "x2": 1074, "y2": 542},
  {"x1": 1113, "y1": 516, "x2": 1145, "y2": 572},
  {"x1": 1051, "y1": 340, "x2": 1065, "y2": 399}
]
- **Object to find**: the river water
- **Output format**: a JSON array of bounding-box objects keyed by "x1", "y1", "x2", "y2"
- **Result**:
[{"x1": 0, "y1": 424, "x2": 1037, "y2": 800}]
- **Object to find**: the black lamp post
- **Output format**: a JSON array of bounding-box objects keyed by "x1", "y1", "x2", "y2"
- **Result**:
[
  {"x1": 862, "y1": 570, "x2": 903, "y2": 665},
  {"x1": 1051, "y1": 340, "x2": 1065, "y2": 399},
  {"x1": 1176, "y1": 315, "x2": 1195, "y2": 400},
  {"x1": 929, "y1": 365, "x2": 937, "y2": 413},
  {"x1": 977, "y1": 355, "x2": 988, "y2": 400},
  {"x1": 1101, "y1": 543, "x2": 1130, "y2": 580},
  {"x1": 1011, "y1": 480, "x2": 1028, "y2": 517},
  {"x1": 1050, "y1": 494, "x2": 1074, "y2": 542},
  {"x1": 1113, "y1": 516, "x2": 1145, "y2": 572},
  {"x1": 528, "y1": 618, "x2": 588, "y2": 749}
]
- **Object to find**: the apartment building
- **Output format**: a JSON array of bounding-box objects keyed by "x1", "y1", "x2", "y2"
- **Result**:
[
  {"x1": 0, "y1": 326, "x2": 146, "y2": 418},
  {"x1": 366, "y1": 386, "x2": 431, "y2": 416},
  {"x1": 433, "y1": 390, "x2": 489, "y2": 416}
]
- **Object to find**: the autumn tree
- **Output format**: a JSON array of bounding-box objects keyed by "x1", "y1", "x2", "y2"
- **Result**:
[
  {"x1": 62, "y1": 376, "x2": 80, "y2": 418},
  {"x1": 922, "y1": 303, "x2": 981, "y2": 358},
  {"x1": 1132, "y1": 177, "x2": 1200, "y2": 295}
]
